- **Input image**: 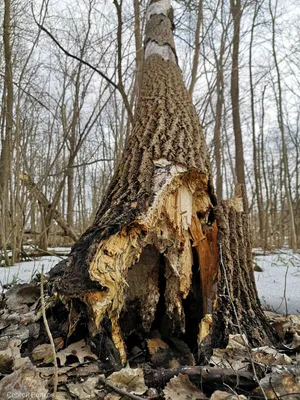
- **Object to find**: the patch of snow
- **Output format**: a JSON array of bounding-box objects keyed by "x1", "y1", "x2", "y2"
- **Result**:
[
  {"x1": 254, "y1": 252, "x2": 300, "y2": 315},
  {"x1": 0, "y1": 256, "x2": 63, "y2": 288}
]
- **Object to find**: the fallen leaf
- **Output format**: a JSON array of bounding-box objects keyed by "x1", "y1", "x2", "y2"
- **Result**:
[
  {"x1": 104, "y1": 394, "x2": 121, "y2": 400},
  {"x1": 163, "y1": 374, "x2": 207, "y2": 400},
  {"x1": 56, "y1": 339, "x2": 97, "y2": 366},
  {"x1": 0, "y1": 363, "x2": 49, "y2": 399},
  {"x1": 5, "y1": 284, "x2": 40, "y2": 312},
  {"x1": 284, "y1": 332, "x2": 300, "y2": 351},
  {"x1": 0, "y1": 339, "x2": 29, "y2": 372},
  {"x1": 107, "y1": 365, "x2": 148, "y2": 395},
  {"x1": 253, "y1": 367, "x2": 300, "y2": 400},
  {"x1": 147, "y1": 337, "x2": 172, "y2": 367},
  {"x1": 210, "y1": 390, "x2": 247, "y2": 400},
  {"x1": 252, "y1": 346, "x2": 293, "y2": 365},
  {"x1": 32, "y1": 343, "x2": 53, "y2": 363},
  {"x1": 147, "y1": 338, "x2": 169, "y2": 355},
  {"x1": 37, "y1": 364, "x2": 75, "y2": 378},
  {"x1": 68, "y1": 362, "x2": 100, "y2": 377},
  {"x1": 169, "y1": 359, "x2": 180, "y2": 369},
  {"x1": 55, "y1": 392, "x2": 72, "y2": 400},
  {"x1": 265, "y1": 312, "x2": 300, "y2": 338},
  {"x1": 209, "y1": 334, "x2": 249, "y2": 371},
  {"x1": 67, "y1": 377, "x2": 100, "y2": 399}
]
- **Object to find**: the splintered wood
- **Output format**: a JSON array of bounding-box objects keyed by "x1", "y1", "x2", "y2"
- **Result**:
[{"x1": 85, "y1": 163, "x2": 218, "y2": 363}]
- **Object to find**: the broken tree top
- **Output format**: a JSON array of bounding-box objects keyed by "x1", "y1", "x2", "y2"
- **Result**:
[{"x1": 51, "y1": 0, "x2": 276, "y2": 364}]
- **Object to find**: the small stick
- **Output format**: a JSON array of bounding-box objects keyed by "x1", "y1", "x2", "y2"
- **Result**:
[
  {"x1": 98, "y1": 376, "x2": 146, "y2": 400},
  {"x1": 41, "y1": 265, "x2": 58, "y2": 399}
]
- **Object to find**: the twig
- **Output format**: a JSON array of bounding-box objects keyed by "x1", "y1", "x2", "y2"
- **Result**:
[
  {"x1": 283, "y1": 261, "x2": 289, "y2": 316},
  {"x1": 41, "y1": 265, "x2": 58, "y2": 399},
  {"x1": 98, "y1": 376, "x2": 146, "y2": 400},
  {"x1": 31, "y1": 4, "x2": 134, "y2": 124},
  {"x1": 269, "y1": 376, "x2": 280, "y2": 400}
]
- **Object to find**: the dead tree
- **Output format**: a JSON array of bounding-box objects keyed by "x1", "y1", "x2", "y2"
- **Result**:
[{"x1": 51, "y1": 0, "x2": 277, "y2": 365}]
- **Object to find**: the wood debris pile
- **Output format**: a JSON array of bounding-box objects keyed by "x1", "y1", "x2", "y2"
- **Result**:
[{"x1": 0, "y1": 281, "x2": 299, "y2": 399}]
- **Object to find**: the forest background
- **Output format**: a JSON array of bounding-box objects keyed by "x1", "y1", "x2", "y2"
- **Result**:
[{"x1": 0, "y1": 0, "x2": 299, "y2": 266}]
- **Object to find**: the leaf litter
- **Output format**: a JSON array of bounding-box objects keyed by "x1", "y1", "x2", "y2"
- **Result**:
[{"x1": 0, "y1": 281, "x2": 299, "y2": 399}]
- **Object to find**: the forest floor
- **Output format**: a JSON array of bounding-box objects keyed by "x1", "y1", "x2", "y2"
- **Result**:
[{"x1": 0, "y1": 248, "x2": 299, "y2": 399}]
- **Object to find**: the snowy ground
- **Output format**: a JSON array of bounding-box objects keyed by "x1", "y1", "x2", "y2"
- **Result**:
[
  {"x1": 0, "y1": 248, "x2": 299, "y2": 315},
  {"x1": 254, "y1": 250, "x2": 300, "y2": 315},
  {"x1": 0, "y1": 255, "x2": 64, "y2": 287}
]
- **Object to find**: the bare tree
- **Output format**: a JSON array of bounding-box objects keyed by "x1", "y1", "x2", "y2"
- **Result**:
[
  {"x1": 0, "y1": 0, "x2": 13, "y2": 266},
  {"x1": 269, "y1": 0, "x2": 297, "y2": 252},
  {"x1": 230, "y1": 0, "x2": 246, "y2": 186}
]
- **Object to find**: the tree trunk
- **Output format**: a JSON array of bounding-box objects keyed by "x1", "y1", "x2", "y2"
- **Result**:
[
  {"x1": 230, "y1": 0, "x2": 246, "y2": 186},
  {"x1": 249, "y1": 2, "x2": 264, "y2": 245},
  {"x1": 269, "y1": 0, "x2": 297, "y2": 252},
  {"x1": 0, "y1": 0, "x2": 13, "y2": 266},
  {"x1": 189, "y1": 0, "x2": 203, "y2": 96},
  {"x1": 51, "y1": 0, "x2": 276, "y2": 366},
  {"x1": 213, "y1": 22, "x2": 225, "y2": 201}
]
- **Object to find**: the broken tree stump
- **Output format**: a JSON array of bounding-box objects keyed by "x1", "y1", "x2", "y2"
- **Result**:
[{"x1": 49, "y1": 0, "x2": 277, "y2": 366}]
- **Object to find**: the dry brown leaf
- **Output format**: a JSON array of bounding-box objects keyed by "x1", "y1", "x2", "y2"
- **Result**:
[
  {"x1": 288, "y1": 315, "x2": 300, "y2": 333},
  {"x1": 32, "y1": 339, "x2": 64, "y2": 364},
  {"x1": 265, "y1": 312, "x2": 300, "y2": 338},
  {"x1": 68, "y1": 362, "x2": 100, "y2": 377},
  {"x1": 211, "y1": 334, "x2": 293, "y2": 371},
  {"x1": 56, "y1": 339, "x2": 97, "y2": 366},
  {"x1": 169, "y1": 359, "x2": 180, "y2": 369},
  {"x1": 0, "y1": 339, "x2": 30, "y2": 372},
  {"x1": 0, "y1": 363, "x2": 49, "y2": 399},
  {"x1": 163, "y1": 374, "x2": 207, "y2": 400},
  {"x1": 210, "y1": 391, "x2": 247, "y2": 400},
  {"x1": 252, "y1": 346, "x2": 293, "y2": 365},
  {"x1": 253, "y1": 368, "x2": 300, "y2": 400},
  {"x1": 32, "y1": 343, "x2": 53, "y2": 363},
  {"x1": 67, "y1": 376, "x2": 100, "y2": 399},
  {"x1": 104, "y1": 394, "x2": 121, "y2": 400},
  {"x1": 56, "y1": 392, "x2": 72, "y2": 400},
  {"x1": 209, "y1": 334, "x2": 249, "y2": 371},
  {"x1": 147, "y1": 338, "x2": 169, "y2": 355},
  {"x1": 284, "y1": 332, "x2": 300, "y2": 351},
  {"x1": 107, "y1": 365, "x2": 148, "y2": 395}
]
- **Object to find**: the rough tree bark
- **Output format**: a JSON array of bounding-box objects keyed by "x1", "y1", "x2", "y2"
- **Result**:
[{"x1": 51, "y1": 0, "x2": 276, "y2": 365}]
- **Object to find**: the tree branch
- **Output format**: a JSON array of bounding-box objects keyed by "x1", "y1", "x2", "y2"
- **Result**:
[{"x1": 31, "y1": 5, "x2": 134, "y2": 124}]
